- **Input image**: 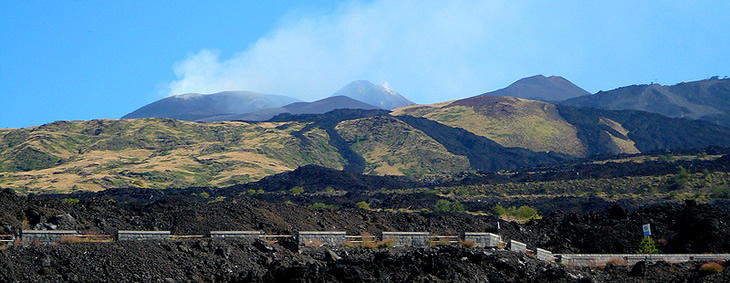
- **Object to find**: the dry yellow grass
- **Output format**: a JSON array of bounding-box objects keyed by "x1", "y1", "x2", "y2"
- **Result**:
[
  {"x1": 0, "y1": 119, "x2": 346, "y2": 193},
  {"x1": 336, "y1": 116, "x2": 471, "y2": 176},
  {"x1": 393, "y1": 97, "x2": 587, "y2": 157},
  {"x1": 598, "y1": 117, "x2": 640, "y2": 154}
]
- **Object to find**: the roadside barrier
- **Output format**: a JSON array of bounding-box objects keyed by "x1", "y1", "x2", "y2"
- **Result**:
[{"x1": 7, "y1": 230, "x2": 729, "y2": 265}]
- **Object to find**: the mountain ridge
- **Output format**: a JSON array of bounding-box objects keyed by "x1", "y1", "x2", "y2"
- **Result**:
[
  {"x1": 122, "y1": 91, "x2": 300, "y2": 121},
  {"x1": 330, "y1": 80, "x2": 415, "y2": 110},
  {"x1": 561, "y1": 78, "x2": 730, "y2": 127},
  {"x1": 480, "y1": 75, "x2": 590, "y2": 102},
  {"x1": 200, "y1": 95, "x2": 381, "y2": 122}
]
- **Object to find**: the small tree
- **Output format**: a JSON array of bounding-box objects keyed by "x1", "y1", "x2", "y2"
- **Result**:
[
  {"x1": 514, "y1": 205, "x2": 540, "y2": 220},
  {"x1": 670, "y1": 166, "x2": 691, "y2": 190},
  {"x1": 637, "y1": 236, "x2": 659, "y2": 254}
]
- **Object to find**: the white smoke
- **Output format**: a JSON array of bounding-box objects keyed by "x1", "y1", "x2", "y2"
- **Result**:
[
  {"x1": 165, "y1": 1, "x2": 719, "y2": 103},
  {"x1": 166, "y1": 0, "x2": 511, "y2": 102}
]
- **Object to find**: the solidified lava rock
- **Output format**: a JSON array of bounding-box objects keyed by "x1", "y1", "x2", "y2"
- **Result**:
[{"x1": 0, "y1": 241, "x2": 728, "y2": 282}]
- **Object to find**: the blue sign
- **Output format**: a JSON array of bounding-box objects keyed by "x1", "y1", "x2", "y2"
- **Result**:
[{"x1": 642, "y1": 224, "x2": 651, "y2": 236}]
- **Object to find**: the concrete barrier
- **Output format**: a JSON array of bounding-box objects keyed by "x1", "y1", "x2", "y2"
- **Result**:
[
  {"x1": 117, "y1": 231, "x2": 171, "y2": 241},
  {"x1": 297, "y1": 231, "x2": 346, "y2": 246},
  {"x1": 509, "y1": 240, "x2": 527, "y2": 253},
  {"x1": 556, "y1": 254, "x2": 730, "y2": 266},
  {"x1": 463, "y1": 232, "x2": 501, "y2": 248},
  {"x1": 381, "y1": 232, "x2": 430, "y2": 247},
  {"x1": 22, "y1": 230, "x2": 77, "y2": 244},
  {"x1": 0, "y1": 234, "x2": 14, "y2": 245},
  {"x1": 536, "y1": 248, "x2": 554, "y2": 262},
  {"x1": 210, "y1": 231, "x2": 263, "y2": 238}
]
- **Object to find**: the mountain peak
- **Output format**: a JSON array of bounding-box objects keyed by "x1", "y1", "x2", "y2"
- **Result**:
[
  {"x1": 332, "y1": 80, "x2": 415, "y2": 110},
  {"x1": 481, "y1": 75, "x2": 590, "y2": 102},
  {"x1": 122, "y1": 91, "x2": 299, "y2": 121}
]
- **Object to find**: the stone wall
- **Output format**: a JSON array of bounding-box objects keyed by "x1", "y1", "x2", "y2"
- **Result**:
[
  {"x1": 509, "y1": 240, "x2": 527, "y2": 253},
  {"x1": 463, "y1": 232, "x2": 501, "y2": 248},
  {"x1": 381, "y1": 232, "x2": 430, "y2": 247},
  {"x1": 297, "y1": 231, "x2": 346, "y2": 246},
  {"x1": 22, "y1": 230, "x2": 77, "y2": 244},
  {"x1": 210, "y1": 231, "x2": 263, "y2": 239},
  {"x1": 556, "y1": 254, "x2": 730, "y2": 266},
  {"x1": 117, "y1": 231, "x2": 171, "y2": 241},
  {"x1": 536, "y1": 248, "x2": 554, "y2": 262}
]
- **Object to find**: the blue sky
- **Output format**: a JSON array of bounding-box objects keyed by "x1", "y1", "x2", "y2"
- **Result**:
[{"x1": 1, "y1": 0, "x2": 728, "y2": 128}]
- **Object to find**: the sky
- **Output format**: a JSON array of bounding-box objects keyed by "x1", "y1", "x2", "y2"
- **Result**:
[{"x1": 1, "y1": 0, "x2": 728, "y2": 128}]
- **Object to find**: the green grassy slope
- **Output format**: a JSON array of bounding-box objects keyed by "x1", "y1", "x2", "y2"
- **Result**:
[{"x1": 0, "y1": 118, "x2": 344, "y2": 193}]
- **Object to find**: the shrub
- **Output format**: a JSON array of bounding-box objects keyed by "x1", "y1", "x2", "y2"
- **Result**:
[
  {"x1": 433, "y1": 199, "x2": 452, "y2": 213},
  {"x1": 637, "y1": 236, "x2": 659, "y2": 254},
  {"x1": 310, "y1": 202, "x2": 336, "y2": 209},
  {"x1": 450, "y1": 201, "x2": 465, "y2": 213},
  {"x1": 377, "y1": 238, "x2": 394, "y2": 248},
  {"x1": 208, "y1": 196, "x2": 225, "y2": 204},
  {"x1": 62, "y1": 198, "x2": 79, "y2": 205},
  {"x1": 198, "y1": 192, "x2": 210, "y2": 199},
  {"x1": 514, "y1": 206, "x2": 540, "y2": 220},
  {"x1": 289, "y1": 186, "x2": 304, "y2": 195},
  {"x1": 459, "y1": 240, "x2": 476, "y2": 248},
  {"x1": 360, "y1": 232, "x2": 376, "y2": 248},
  {"x1": 438, "y1": 237, "x2": 452, "y2": 245},
  {"x1": 495, "y1": 205, "x2": 541, "y2": 220},
  {"x1": 711, "y1": 186, "x2": 730, "y2": 199},
  {"x1": 60, "y1": 235, "x2": 84, "y2": 244},
  {"x1": 699, "y1": 262, "x2": 723, "y2": 275},
  {"x1": 658, "y1": 154, "x2": 675, "y2": 162},
  {"x1": 361, "y1": 241, "x2": 377, "y2": 249},
  {"x1": 356, "y1": 201, "x2": 371, "y2": 210},
  {"x1": 311, "y1": 202, "x2": 326, "y2": 209},
  {"x1": 433, "y1": 199, "x2": 465, "y2": 213},
  {"x1": 492, "y1": 205, "x2": 507, "y2": 217},
  {"x1": 669, "y1": 166, "x2": 691, "y2": 190},
  {"x1": 605, "y1": 258, "x2": 627, "y2": 266}
]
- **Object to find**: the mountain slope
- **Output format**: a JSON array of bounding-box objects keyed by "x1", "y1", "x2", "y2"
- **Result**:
[
  {"x1": 122, "y1": 91, "x2": 299, "y2": 121},
  {"x1": 562, "y1": 78, "x2": 730, "y2": 127},
  {"x1": 393, "y1": 95, "x2": 587, "y2": 156},
  {"x1": 393, "y1": 95, "x2": 730, "y2": 157},
  {"x1": 335, "y1": 115, "x2": 472, "y2": 176},
  {"x1": 331, "y1": 80, "x2": 415, "y2": 109},
  {"x1": 557, "y1": 105, "x2": 730, "y2": 156},
  {"x1": 481, "y1": 75, "x2": 590, "y2": 102},
  {"x1": 0, "y1": 118, "x2": 345, "y2": 193},
  {"x1": 201, "y1": 96, "x2": 381, "y2": 122}
]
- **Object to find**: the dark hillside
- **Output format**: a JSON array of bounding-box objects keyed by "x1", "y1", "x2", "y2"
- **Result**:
[
  {"x1": 557, "y1": 105, "x2": 730, "y2": 156},
  {"x1": 562, "y1": 78, "x2": 730, "y2": 127},
  {"x1": 228, "y1": 165, "x2": 424, "y2": 193}
]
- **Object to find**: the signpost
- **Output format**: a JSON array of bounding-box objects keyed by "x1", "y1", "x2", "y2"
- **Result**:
[{"x1": 642, "y1": 224, "x2": 651, "y2": 237}]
